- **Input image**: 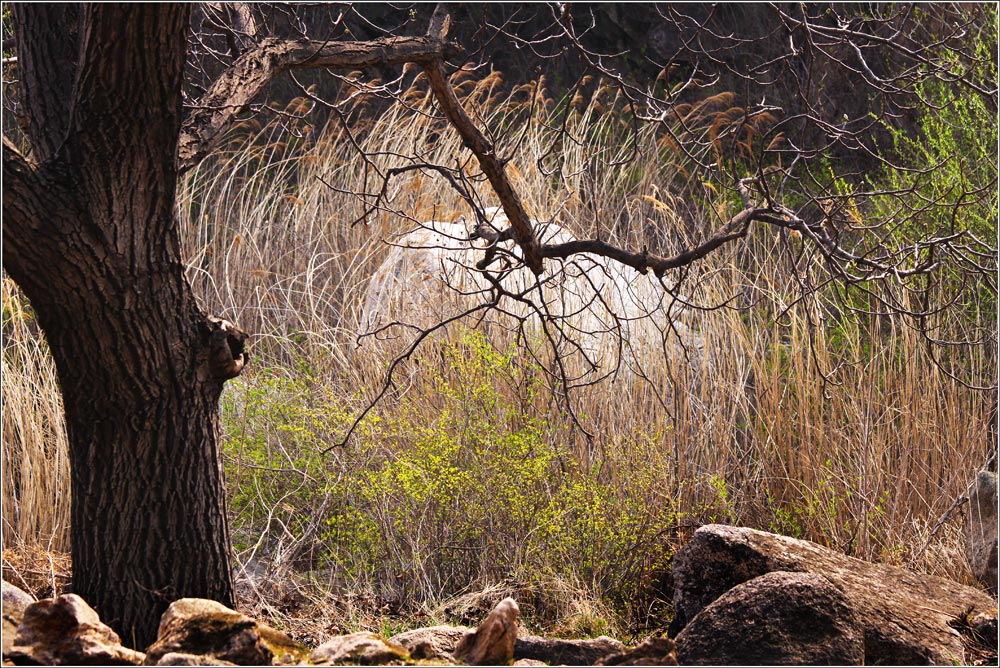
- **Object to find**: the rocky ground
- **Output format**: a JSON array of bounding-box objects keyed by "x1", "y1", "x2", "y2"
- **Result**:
[{"x1": 3, "y1": 519, "x2": 997, "y2": 666}]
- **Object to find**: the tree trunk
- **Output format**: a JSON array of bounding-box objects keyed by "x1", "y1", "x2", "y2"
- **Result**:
[
  {"x1": 3, "y1": 4, "x2": 245, "y2": 648},
  {"x1": 69, "y1": 297, "x2": 238, "y2": 648},
  {"x1": 20, "y1": 220, "x2": 240, "y2": 648},
  {"x1": 3, "y1": 2, "x2": 465, "y2": 647}
]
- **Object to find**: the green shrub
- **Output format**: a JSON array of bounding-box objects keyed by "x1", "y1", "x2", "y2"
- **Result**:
[{"x1": 222, "y1": 329, "x2": 679, "y2": 632}]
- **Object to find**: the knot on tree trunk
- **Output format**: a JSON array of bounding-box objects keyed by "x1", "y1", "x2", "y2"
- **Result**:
[{"x1": 202, "y1": 315, "x2": 248, "y2": 380}]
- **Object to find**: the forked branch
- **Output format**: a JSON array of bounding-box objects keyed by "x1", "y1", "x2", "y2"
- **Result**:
[{"x1": 419, "y1": 38, "x2": 803, "y2": 279}]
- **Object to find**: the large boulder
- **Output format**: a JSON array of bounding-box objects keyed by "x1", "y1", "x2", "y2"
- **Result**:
[
  {"x1": 672, "y1": 524, "x2": 998, "y2": 665},
  {"x1": 310, "y1": 632, "x2": 411, "y2": 665},
  {"x1": 142, "y1": 598, "x2": 306, "y2": 666},
  {"x1": 7, "y1": 593, "x2": 146, "y2": 665},
  {"x1": 967, "y1": 470, "x2": 998, "y2": 594},
  {"x1": 675, "y1": 571, "x2": 864, "y2": 665},
  {"x1": 514, "y1": 635, "x2": 625, "y2": 666},
  {"x1": 452, "y1": 598, "x2": 519, "y2": 665}
]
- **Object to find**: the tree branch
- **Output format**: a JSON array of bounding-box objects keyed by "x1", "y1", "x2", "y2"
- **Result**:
[
  {"x1": 422, "y1": 59, "x2": 545, "y2": 275},
  {"x1": 177, "y1": 36, "x2": 462, "y2": 173},
  {"x1": 539, "y1": 207, "x2": 765, "y2": 278}
]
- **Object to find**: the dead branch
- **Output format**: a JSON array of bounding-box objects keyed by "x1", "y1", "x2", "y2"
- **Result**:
[
  {"x1": 178, "y1": 35, "x2": 462, "y2": 172},
  {"x1": 540, "y1": 207, "x2": 798, "y2": 278},
  {"x1": 422, "y1": 58, "x2": 545, "y2": 275}
]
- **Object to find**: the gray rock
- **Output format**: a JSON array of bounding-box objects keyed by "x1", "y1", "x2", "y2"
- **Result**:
[
  {"x1": 389, "y1": 625, "x2": 471, "y2": 660},
  {"x1": 967, "y1": 470, "x2": 998, "y2": 594},
  {"x1": 453, "y1": 598, "x2": 519, "y2": 666},
  {"x1": 8, "y1": 593, "x2": 145, "y2": 665},
  {"x1": 675, "y1": 571, "x2": 864, "y2": 665},
  {"x1": 310, "y1": 632, "x2": 410, "y2": 665},
  {"x1": 672, "y1": 524, "x2": 997, "y2": 665},
  {"x1": 143, "y1": 598, "x2": 306, "y2": 666},
  {"x1": 2, "y1": 580, "x2": 34, "y2": 610},
  {"x1": 515, "y1": 635, "x2": 625, "y2": 666}
]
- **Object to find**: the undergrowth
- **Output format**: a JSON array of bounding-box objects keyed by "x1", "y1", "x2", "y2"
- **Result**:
[{"x1": 222, "y1": 329, "x2": 681, "y2": 637}]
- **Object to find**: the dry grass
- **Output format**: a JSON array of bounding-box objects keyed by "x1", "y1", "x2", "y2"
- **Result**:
[
  {"x1": 1, "y1": 543, "x2": 70, "y2": 600},
  {"x1": 1, "y1": 277, "x2": 71, "y2": 554},
  {"x1": 1, "y1": 69, "x2": 994, "y2": 635}
]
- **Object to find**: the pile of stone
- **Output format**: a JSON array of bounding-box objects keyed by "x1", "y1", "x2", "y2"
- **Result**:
[{"x1": 3, "y1": 520, "x2": 996, "y2": 666}]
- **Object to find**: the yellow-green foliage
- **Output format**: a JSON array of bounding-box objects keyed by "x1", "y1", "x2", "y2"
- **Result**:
[{"x1": 223, "y1": 330, "x2": 678, "y2": 628}]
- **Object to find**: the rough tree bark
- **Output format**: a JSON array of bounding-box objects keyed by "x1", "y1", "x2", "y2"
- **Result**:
[{"x1": 3, "y1": 5, "x2": 244, "y2": 647}]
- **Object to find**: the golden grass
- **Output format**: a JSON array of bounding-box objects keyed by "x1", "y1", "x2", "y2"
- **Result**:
[
  {"x1": 1, "y1": 277, "x2": 71, "y2": 553},
  {"x1": 1, "y1": 543, "x2": 71, "y2": 600}
]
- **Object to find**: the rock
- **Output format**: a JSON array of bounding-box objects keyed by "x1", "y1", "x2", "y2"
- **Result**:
[
  {"x1": 674, "y1": 571, "x2": 864, "y2": 665},
  {"x1": 452, "y1": 598, "x2": 519, "y2": 666},
  {"x1": 389, "y1": 623, "x2": 626, "y2": 665},
  {"x1": 389, "y1": 625, "x2": 471, "y2": 660},
  {"x1": 1, "y1": 616, "x2": 15, "y2": 659},
  {"x1": 672, "y1": 524, "x2": 998, "y2": 665},
  {"x1": 514, "y1": 635, "x2": 625, "y2": 665},
  {"x1": 143, "y1": 598, "x2": 307, "y2": 666},
  {"x1": 155, "y1": 652, "x2": 237, "y2": 666},
  {"x1": 2, "y1": 581, "x2": 34, "y2": 657},
  {"x1": 309, "y1": 632, "x2": 410, "y2": 665},
  {"x1": 257, "y1": 624, "x2": 311, "y2": 665},
  {"x1": 2, "y1": 581, "x2": 34, "y2": 611},
  {"x1": 8, "y1": 593, "x2": 145, "y2": 665},
  {"x1": 947, "y1": 608, "x2": 1000, "y2": 665},
  {"x1": 596, "y1": 636, "x2": 677, "y2": 666},
  {"x1": 967, "y1": 470, "x2": 998, "y2": 594},
  {"x1": 971, "y1": 612, "x2": 998, "y2": 647}
]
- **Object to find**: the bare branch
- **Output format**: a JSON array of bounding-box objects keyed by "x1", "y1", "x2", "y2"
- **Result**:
[
  {"x1": 422, "y1": 59, "x2": 544, "y2": 275},
  {"x1": 178, "y1": 35, "x2": 462, "y2": 172},
  {"x1": 540, "y1": 207, "x2": 785, "y2": 278},
  {"x1": 328, "y1": 298, "x2": 498, "y2": 452}
]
